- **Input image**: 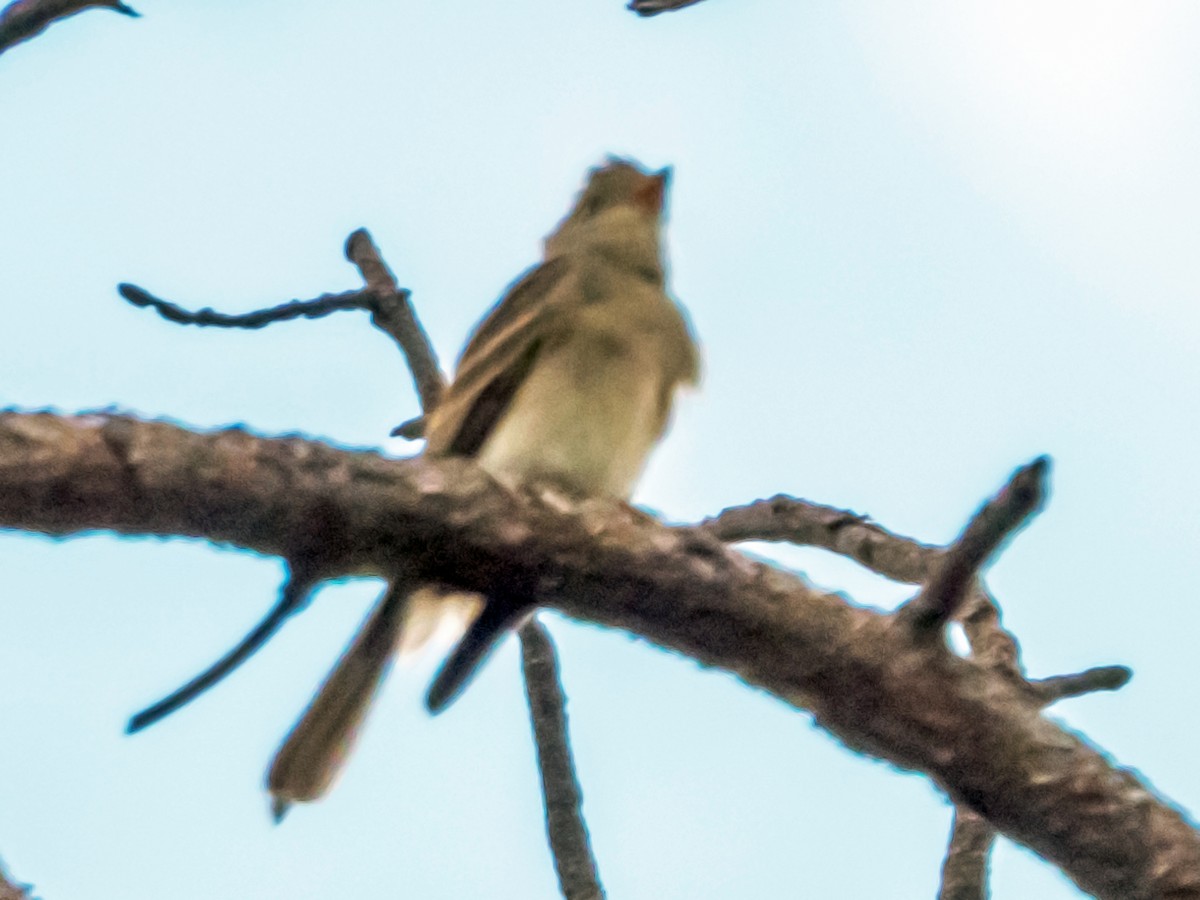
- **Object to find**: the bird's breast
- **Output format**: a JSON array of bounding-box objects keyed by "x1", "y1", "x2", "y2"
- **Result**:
[{"x1": 474, "y1": 325, "x2": 674, "y2": 500}]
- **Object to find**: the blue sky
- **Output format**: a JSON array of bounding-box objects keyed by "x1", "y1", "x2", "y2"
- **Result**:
[{"x1": 2, "y1": 1, "x2": 1198, "y2": 897}]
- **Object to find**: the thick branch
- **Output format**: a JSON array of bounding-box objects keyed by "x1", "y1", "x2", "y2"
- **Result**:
[
  {"x1": 1, "y1": 411, "x2": 1196, "y2": 899},
  {"x1": 0, "y1": 0, "x2": 135, "y2": 55}
]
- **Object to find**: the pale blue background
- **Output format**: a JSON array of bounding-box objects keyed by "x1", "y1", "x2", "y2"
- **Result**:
[{"x1": 2, "y1": 2, "x2": 1198, "y2": 898}]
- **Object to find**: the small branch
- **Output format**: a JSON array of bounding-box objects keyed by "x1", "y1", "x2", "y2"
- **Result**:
[
  {"x1": 628, "y1": 0, "x2": 708, "y2": 16},
  {"x1": 904, "y1": 458, "x2": 1048, "y2": 629},
  {"x1": 939, "y1": 806, "x2": 995, "y2": 900},
  {"x1": 1033, "y1": 665, "x2": 1133, "y2": 704},
  {"x1": 126, "y1": 567, "x2": 317, "y2": 733},
  {"x1": 117, "y1": 283, "x2": 370, "y2": 329},
  {"x1": 344, "y1": 228, "x2": 446, "y2": 414},
  {"x1": 0, "y1": 0, "x2": 136, "y2": 56},
  {"x1": 698, "y1": 495, "x2": 940, "y2": 584},
  {"x1": 119, "y1": 228, "x2": 446, "y2": 420},
  {"x1": 520, "y1": 621, "x2": 606, "y2": 900}
]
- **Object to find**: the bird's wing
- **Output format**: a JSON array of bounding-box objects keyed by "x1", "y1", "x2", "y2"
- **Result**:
[{"x1": 424, "y1": 256, "x2": 573, "y2": 458}]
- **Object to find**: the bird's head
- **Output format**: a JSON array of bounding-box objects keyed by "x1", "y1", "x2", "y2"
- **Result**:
[{"x1": 544, "y1": 158, "x2": 672, "y2": 270}]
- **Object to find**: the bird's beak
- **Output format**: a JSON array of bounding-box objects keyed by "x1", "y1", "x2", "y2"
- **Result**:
[{"x1": 632, "y1": 166, "x2": 672, "y2": 214}]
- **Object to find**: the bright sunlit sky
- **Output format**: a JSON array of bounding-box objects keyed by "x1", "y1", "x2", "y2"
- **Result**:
[{"x1": 2, "y1": 2, "x2": 1199, "y2": 898}]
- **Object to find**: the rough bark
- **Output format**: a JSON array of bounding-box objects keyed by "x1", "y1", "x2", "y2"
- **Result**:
[{"x1": 2, "y1": 409, "x2": 1198, "y2": 899}]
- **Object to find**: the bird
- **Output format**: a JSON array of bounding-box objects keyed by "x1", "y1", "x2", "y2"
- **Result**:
[{"x1": 272, "y1": 158, "x2": 700, "y2": 817}]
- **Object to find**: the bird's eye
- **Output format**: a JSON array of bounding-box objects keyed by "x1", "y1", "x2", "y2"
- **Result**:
[{"x1": 582, "y1": 195, "x2": 604, "y2": 216}]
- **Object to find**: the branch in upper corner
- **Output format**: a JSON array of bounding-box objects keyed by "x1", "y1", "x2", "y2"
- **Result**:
[
  {"x1": 344, "y1": 228, "x2": 445, "y2": 414},
  {"x1": 903, "y1": 457, "x2": 1049, "y2": 629},
  {"x1": 520, "y1": 620, "x2": 606, "y2": 900},
  {"x1": 628, "y1": 0, "x2": 708, "y2": 16},
  {"x1": 0, "y1": 0, "x2": 136, "y2": 56}
]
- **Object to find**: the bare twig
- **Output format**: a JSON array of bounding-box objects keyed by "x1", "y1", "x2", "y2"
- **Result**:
[
  {"x1": 698, "y1": 495, "x2": 940, "y2": 584},
  {"x1": 119, "y1": 228, "x2": 446, "y2": 417},
  {"x1": 628, "y1": 0, "x2": 708, "y2": 16},
  {"x1": 1033, "y1": 665, "x2": 1133, "y2": 704},
  {"x1": 126, "y1": 567, "x2": 317, "y2": 733},
  {"x1": 520, "y1": 621, "x2": 606, "y2": 900},
  {"x1": 939, "y1": 806, "x2": 994, "y2": 900},
  {"x1": 903, "y1": 458, "x2": 1048, "y2": 629},
  {"x1": 344, "y1": 228, "x2": 445, "y2": 414},
  {"x1": 118, "y1": 283, "x2": 370, "y2": 329},
  {"x1": 0, "y1": 0, "x2": 136, "y2": 56}
]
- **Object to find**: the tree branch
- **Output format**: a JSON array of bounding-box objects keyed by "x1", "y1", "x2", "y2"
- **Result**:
[
  {"x1": 125, "y1": 566, "x2": 319, "y2": 733},
  {"x1": 628, "y1": 0, "x2": 709, "y2": 17},
  {"x1": 699, "y1": 494, "x2": 939, "y2": 584},
  {"x1": 1, "y1": 410, "x2": 1196, "y2": 898},
  {"x1": 903, "y1": 458, "x2": 1048, "y2": 629},
  {"x1": 119, "y1": 226, "x2": 446, "y2": 421},
  {"x1": 117, "y1": 283, "x2": 371, "y2": 329},
  {"x1": 939, "y1": 806, "x2": 994, "y2": 900},
  {"x1": 1033, "y1": 664, "x2": 1133, "y2": 705},
  {"x1": 707, "y1": 475, "x2": 1130, "y2": 897},
  {"x1": 0, "y1": 0, "x2": 136, "y2": 56},
  {"x1": 520, "y1": 621, "x2": 605, "y2": 900},
  {"x1": 342, "y1": 228, "x2": 445, "y2": 415}
]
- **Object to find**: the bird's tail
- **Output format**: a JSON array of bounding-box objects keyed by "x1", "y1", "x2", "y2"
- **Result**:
[{"x1": 267, "y1": 585, "x2": 481, "y2": 820}]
